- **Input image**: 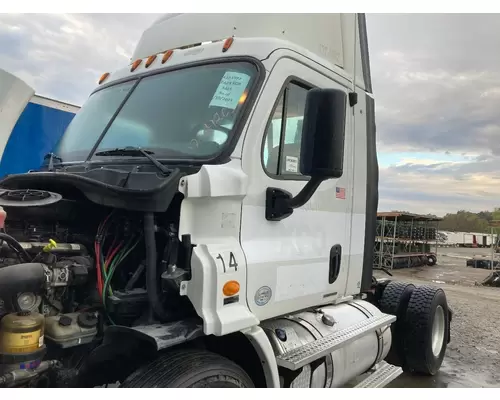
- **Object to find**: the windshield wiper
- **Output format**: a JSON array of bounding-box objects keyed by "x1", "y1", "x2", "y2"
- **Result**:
[
  {"x1": 94, "y1": 147, "x2": 170, "y2": 175},
  {"x1": 43, "y1": 152, "x2": 63, "y2": 172}
]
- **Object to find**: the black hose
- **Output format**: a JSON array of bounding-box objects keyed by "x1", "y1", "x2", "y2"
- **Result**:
[
  {"x1": 0, "y1": 263, "x2": 46, "y2": 299},
  {"x1": 144, "y1": 212, "x2": 170, "y2": 322},
  {"x1": 0, "y1": 233, "x2": 30, "y2": 262}
]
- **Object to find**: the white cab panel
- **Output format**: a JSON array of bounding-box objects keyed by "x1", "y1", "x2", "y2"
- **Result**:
[{"x1": 240, "y1": 57, "x2": 355, "y2": 320}]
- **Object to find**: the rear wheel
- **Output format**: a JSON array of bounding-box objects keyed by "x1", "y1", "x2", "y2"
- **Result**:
[
  {"x1": 378, "y1": 281, "x2": 415, "y2": 367},
  {"x1": 403, "y1": 285, "x2": 449, "y2": 375},
  {"x1": 120, "y1": 349, "x2": 254, "y2": 388}
]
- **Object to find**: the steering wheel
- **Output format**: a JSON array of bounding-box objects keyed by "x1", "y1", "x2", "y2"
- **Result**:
[
  {"x1": 190, "y1": 123, "x2": 232, "y2": 136},
  {"x1": 187, "y1": 124, "x2": 228, "y2": 155}
]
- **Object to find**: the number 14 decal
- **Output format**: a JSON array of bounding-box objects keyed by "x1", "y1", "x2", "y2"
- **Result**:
[{"x1": 216, "y1": 252, "x2": 238, "y2": 273}]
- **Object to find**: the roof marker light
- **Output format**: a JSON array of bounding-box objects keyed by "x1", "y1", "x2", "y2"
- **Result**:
[
  {"x1": 222, "y1": 37, "x2": 234, "y2": 53},
  {"x1": 145, "y1": 54, "x2": 157, "y2": 68},
  {"x1": 98, "y1": 72, "x2": 110, "y2": 85},
  {"x1": 161, "y1": 50, "x2": 173, "y2": 64},
  {"x1": 130, "y1": 59, "x2": 142, "y2": 72}
]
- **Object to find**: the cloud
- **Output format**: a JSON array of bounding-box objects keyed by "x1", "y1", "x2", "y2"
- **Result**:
[
  {"x1": 0, "y1": 13, "x2": 160, "y2": 105},
  {"x1": 378, "y1": 155, "x2": 500, "y2": 216},
  {"x1": 0, "y1": 13, "x2": 498, "y2": 216},
  {"x1": 367, "y1": 13, "x2": 500, "y2": 155},
  {"x1": 366, "y1": 13, "x2": 500, "y2": 215}
]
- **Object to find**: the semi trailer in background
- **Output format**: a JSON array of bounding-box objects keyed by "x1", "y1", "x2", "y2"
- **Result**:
[
  {"x1": 0, "y1": 68, "x2": 79, "y2": 177},
  {"x1": 439, "y1": 230, "x2": 495, "y2": 248}
]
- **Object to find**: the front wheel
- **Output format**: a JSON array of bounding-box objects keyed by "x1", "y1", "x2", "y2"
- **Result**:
[{"x1": 120, "y1": 349, "x2": 254, "y2": 388}]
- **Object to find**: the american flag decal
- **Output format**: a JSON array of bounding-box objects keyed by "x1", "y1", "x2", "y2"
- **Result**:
[{"x1": 336, "y1": 187, "x2": 345, "y2": 200}]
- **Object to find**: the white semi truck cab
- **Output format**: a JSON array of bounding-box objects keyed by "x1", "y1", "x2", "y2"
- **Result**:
[{"x1": 0, "y1": 14, "x2": 451, "y2": 388}]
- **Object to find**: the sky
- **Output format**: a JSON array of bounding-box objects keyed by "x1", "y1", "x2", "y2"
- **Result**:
[{"x1": 0, "y1": 13, "x2": 499, "y2": 216}]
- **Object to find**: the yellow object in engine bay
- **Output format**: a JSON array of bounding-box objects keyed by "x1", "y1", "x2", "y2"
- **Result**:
[{"x1": 0, "y1": 311, "x2": 45, "y2": 354}]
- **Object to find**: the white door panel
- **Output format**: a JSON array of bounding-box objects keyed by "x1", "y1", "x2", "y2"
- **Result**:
[{"x1": 240, "y1": 57, "x2": 354, "y2": 320}]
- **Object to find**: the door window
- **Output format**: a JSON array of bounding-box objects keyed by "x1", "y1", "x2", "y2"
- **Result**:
[{"x1": 262, "y1": 82, "x2": 310, "y2": 178}]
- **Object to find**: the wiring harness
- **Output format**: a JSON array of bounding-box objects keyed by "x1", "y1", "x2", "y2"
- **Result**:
[{"x1": 94, "y1": 212, "x2": 142, "y2": 323}]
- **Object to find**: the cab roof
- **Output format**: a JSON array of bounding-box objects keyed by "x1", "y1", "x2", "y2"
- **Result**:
[{"x1": 131, "y1": 13, "x2": 372, "y2": 93}]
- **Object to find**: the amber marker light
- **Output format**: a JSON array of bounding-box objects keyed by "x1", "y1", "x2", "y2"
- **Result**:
[
  {"x1": 145, "y1": 55, "x2": 157, "y2": 68},
  {"x1": 222, "y1": 37, "x2": 234, "y2": 53},
  {"x1": 130, "y1": 59, "x2": 142, "y2": 72},
  {"x1": 161, "y1": 50, "x2": 173, "y2": 64},
  {"x1": 98, "y1": 73, "x2": 110, "y2": 84},
  {"x1": 223, "y1": 280, "x2": 240, "y2": 297}
]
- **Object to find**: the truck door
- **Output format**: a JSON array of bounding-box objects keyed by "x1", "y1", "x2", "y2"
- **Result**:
[{"x1": 240, "y1": 57, "x2": 354, "y2": 320}]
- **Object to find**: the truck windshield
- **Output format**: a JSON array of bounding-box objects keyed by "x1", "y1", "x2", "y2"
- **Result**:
[{"x1": 52, "y1": 61, "x2": 258, "y2": 163}]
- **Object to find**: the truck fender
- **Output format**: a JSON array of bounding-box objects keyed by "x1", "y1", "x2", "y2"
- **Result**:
[
  {"x1": 103, "y1": 318, "x2": 204, "y2": 351},
  {"x1": 76, "y1": 319, "x2": 204, "y2": 386},
  {"x1": 241, "y1": 325, "x2": 280, "y2": 388}
]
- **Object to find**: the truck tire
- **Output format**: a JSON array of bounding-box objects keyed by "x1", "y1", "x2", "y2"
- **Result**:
[
  {"x1": 378, "y1": 281, "x2": 415, "y2": 367},
  {"x1": 120, "y1": 349, "x2": 254, "y2": 388},
  {"x1": 403, "y1": 285, "x2": 449, "y2": 376},
  {"x1": 427, "y1": 255, "x2": 437, "y2": 266}
]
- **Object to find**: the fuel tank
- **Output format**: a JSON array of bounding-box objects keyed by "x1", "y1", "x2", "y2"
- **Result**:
[{"x1": 261, "y1": 299, "x2": 392, "y2": 388}]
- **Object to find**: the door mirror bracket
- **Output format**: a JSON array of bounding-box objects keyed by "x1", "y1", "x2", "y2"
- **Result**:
[{"x1": 265, "y1": 177, "x2": 323, "y2": 221}]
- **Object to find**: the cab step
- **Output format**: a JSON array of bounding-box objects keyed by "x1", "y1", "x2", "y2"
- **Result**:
[
  {"x1": 276, "y1": 313, "x2": 396, "y2": 370},
  {"x1": 354, "y1": 361, "x2": 403, "y2": 388}
]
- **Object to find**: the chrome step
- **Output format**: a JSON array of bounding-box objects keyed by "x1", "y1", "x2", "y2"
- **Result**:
[
  {"x1": 276, "y1": 314, "x2": 396, "y2": 370},
  {"x1": 354, "y1": 361, "x2": 403, "y2": 388}
]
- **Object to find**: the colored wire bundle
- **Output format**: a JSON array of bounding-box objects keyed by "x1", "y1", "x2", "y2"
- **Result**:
[{"x1": 94, "y1": 212, "x2": 142, "y2": 324}]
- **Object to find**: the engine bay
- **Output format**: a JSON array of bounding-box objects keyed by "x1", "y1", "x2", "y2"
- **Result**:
[{"x1": 0, "y1": 174, "x2": 196, "y2": 387}]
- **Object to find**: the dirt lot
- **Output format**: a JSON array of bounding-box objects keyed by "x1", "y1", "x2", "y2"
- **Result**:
[
  {"x1": 95, "y1": 247, "x2": 500, "y2": 388},
  {"x1": 377, "y1": 247, "x2": 500, "y2": 388}
]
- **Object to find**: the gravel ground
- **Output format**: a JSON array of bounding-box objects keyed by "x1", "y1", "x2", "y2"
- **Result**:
[{"x1": 377, "y1": 248, "x2": 500, "y2": 388}]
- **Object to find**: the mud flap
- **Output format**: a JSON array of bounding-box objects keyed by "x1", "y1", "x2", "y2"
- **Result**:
[{"x1": 447, "y1": 307, "x2": 453, "y2": 344}]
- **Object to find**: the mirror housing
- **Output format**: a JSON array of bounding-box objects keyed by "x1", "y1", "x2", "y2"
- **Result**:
[
  {"x1": 300, "y1": 88, "x2": 347, "y2": 179},
  {"x1": 266, "y1": 88, "x2": 347, "y2": 221}
]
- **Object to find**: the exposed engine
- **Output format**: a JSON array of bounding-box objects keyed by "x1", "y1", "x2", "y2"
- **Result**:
[{"x1": 0, "y1": 185, "x2": 193, "y2": 387}]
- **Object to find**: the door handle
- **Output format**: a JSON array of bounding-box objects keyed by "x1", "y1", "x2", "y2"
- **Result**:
[{"x1": 329, "y1": 244, "x2": 342, "y2": 284}]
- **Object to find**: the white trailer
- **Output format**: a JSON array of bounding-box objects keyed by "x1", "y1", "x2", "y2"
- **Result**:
[{"x1": 0, "y1": 14, "x2": 451, "y2": 388}]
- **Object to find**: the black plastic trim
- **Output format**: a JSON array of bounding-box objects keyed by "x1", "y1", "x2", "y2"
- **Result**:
[
  {"x1": 329, "y1": 244, "x2": 342, "y2": 284},
  {"x1": 348, "y1": 92, "x2": 358, "y2": 107},
  {"x1": 361, "y1": 94, "x2": 378, "y2": 292},
  {"x1": 0, "y1": 168, "x2": 185, "y2": 213},
  {"x1": 358, "y1": 13, "x2": 373, "y2": 94}
]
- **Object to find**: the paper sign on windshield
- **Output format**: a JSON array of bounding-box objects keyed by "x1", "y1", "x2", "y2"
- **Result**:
[{"x1": 209, "y1": 71, "x2": 250, "y2": 110}]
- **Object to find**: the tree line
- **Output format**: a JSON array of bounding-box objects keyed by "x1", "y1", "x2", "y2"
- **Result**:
[
  {"x1": 390, "y1": 209, "x2": 500, "y2": 233},
  {"x1": 439, "y1": 209, "x2": 500, "y2": 233}
]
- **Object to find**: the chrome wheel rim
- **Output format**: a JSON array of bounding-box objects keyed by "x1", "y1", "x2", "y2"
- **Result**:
[{"x1": 431, "y1": 305, "x2": 445, "y2": 357}]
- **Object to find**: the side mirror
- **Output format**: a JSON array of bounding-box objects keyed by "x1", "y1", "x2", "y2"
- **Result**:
[
  {"x1": 266, "y1": 88, "x2": 347, "y2": 221},
  {"x1": 300, "y1": 88, "x2": 347, "y2": 179}
]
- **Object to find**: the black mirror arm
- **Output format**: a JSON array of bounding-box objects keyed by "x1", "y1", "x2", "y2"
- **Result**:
[
  {"x1": 288, "y1": 176, "x2": 324, "y2": 208},
  {"x1": 265, "y1": 176, "x2": 325, "y2": 222}
]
